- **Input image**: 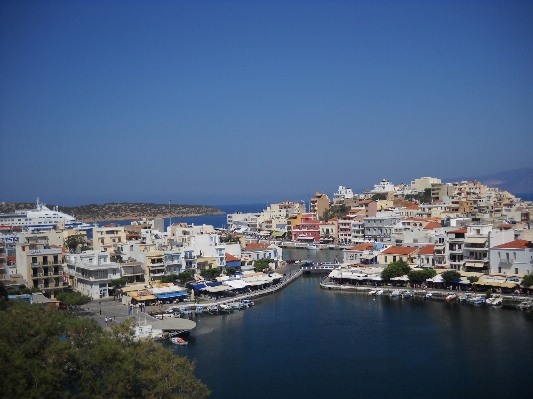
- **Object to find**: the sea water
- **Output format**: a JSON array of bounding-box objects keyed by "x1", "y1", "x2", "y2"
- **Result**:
[{"x1": 175, "y1": 273, "x2": 533, "y2": 399}]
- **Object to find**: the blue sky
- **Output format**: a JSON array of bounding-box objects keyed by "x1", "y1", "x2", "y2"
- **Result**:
[{"x1": 1, "y1": 0, "x2": 532, "y2": 206}]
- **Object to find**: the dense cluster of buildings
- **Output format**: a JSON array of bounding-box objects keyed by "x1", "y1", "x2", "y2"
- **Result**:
[{"x1": 1, "y1": 176, "x2": 532, "y2": 299}]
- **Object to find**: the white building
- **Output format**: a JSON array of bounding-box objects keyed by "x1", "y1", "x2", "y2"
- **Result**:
[
  {"x1": 65, "y1": 251, "x2": 121, "y2": 299},
  {"x1": 333, "y1": 186, "x2": 354, "y2": 204},
  {"x1": 490, "y1": 240, "x2": 533, "y2": 275}
]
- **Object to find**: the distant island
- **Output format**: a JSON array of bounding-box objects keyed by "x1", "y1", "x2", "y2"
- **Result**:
[{"x1": 0, "y1": 202, "x2": 225, "y2": 223}]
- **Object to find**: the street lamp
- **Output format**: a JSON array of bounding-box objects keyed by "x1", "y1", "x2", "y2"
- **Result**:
[{"x1": 99, "y1": 301, "x2": 101, "y2": 315}]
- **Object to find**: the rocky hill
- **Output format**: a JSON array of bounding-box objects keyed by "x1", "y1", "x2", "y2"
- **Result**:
[{"x1": 0, "y1": 202, "x2": 225, "y2": 223}]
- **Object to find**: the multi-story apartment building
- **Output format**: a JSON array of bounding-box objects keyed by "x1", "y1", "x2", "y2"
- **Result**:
[
  {"x1": 16, "y1": 235, "x2": 66, "y2": 296},
  {"x1": 65, "y1": 250, "x2": 120, "y2": 299},
  {"x1": 364, "y1": 213, "x2": 402, "y2": 243},
  {"x1": 92, "y1": 226, "x2": 127, "y2": 253},
  {"x1": 490, "y1": 240, "x2": 533, "y2": 275},
  {"x1": 292, "y1": 213, "x2": 321, "y2": 242},
  {"x1": 333, "y1": 186, "x2": 354, "y2": 205},
  {"x1": 447, "y1": 229, "x2": 466, "y2": 270},
  {"x1": 462, "y1": 225, "x2": 491, "y2": 273},
  {"x1": 431, "y1": 182, "x2": 454, "y2": 201},
  {"x1": 310, "y1": 192, "x2": 331, "y2": 219}
]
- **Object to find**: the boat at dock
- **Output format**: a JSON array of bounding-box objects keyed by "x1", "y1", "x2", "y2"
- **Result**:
[
  {"x1": 445, "y1": 293, "x2": 457, "y2": 302},
  {"x1": 170, "y1": 337, "x2": 188, "y2": 345},
  {"x1": 390, "y1": 290, "x2": 401, "y2": 298},
  {"x1": 402, "y1": 291, "x2": 413, "y2": 299}
]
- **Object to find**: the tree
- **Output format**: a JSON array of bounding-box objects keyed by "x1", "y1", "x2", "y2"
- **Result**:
[
  {"x1": 177, "y1": 270, "x2": 195, "y2": 283},
  {"x1": 254, "y1": 258, "x2": 274, "y2": 272},
  {"x1": 440, "y1": 270, "x2": 461, "y2": 285},
  {"x1": 225, "y1": 267, "x2": 237, "y2": 276},
  {"x1": 522, "y1": 274, "x2": 533, "y2": 287},
  {"x1": 0, "y1": 301, "x2": 210, "y2": 398},
  {"x1": 381, "y1": 261, "x2": 411, "y2": 281},
  {"x1": 160, "y1": 274, "x2": 177, "y2": 283},
  {"x1": 64, "y1": 235, "x2": 89, "y2": 252},
  {"x1": 467, "y1": 276, "x2": 479, "y2": 284},
  {"x1": 408, "y1": 269, "x2": 436, "y2": 284},
  {"x1": 200, "y1": 268, "x2": 222, "y2": 279},
  {"x1": 321, "y1": 204, "x2": 350, "y2": 222},
  {"x1": 0, "y1": 281, "x2": 8, "y2": 310},
  {"x1": 56, "y1": 291, "x2": 92, "y2": 308},
  {"x1": 371, "y1": 193, "x2": 387, "y2": 201},
  {"x1": 110, "y1": 278, "x2": 127, "y2": 289}
]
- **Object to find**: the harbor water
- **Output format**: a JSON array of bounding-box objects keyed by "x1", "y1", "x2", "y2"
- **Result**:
[
  {"x1": 110, "y1": 205, "x2": 533, "y2": 397},
  {"x1": 173, "y1": 274, "x2": 533, "y2": 399}
]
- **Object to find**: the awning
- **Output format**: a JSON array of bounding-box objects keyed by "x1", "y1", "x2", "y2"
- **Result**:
[
  {"x1": 297, "y1": 235, "x2": 314, "y2": 240},
  {"x1": 464, "y1": 237, "x2": 487, "y2": 244},
  {"x1": 465, "y1": 262, "x2": 485, "y2": 268},
  {"x1": 131, "y1": 294, "x2": 157, "y2": 301},
  {"x1": 206, "y1": 282, "x2": 221, "y2": 287},
  {"x1": 500, "y1": 282, "x2": 517, "y2": 289},
  {"x1": 155, "y1": 291, "x2": 188, "y2": 299},
  {"x1": 360, "y1": 254, "x2": 376, "y2": 260},
  {"x1": 272, "y1": 231, "x2": 286, "y2": 237},
  {"x1": 191, "y1": 283, "x2": 207, "y2": 290},
  {"x1": 450, "y1": 279, "x2": 462, "y2": 284}
]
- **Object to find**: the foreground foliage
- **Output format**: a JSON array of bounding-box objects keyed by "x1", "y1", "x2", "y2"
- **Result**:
[{"x1": 0, "y1": 300, "x2": 210, "y2": 399}]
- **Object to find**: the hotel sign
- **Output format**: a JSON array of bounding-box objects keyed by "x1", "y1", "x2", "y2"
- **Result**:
[{"x1": 29, "y1": 249, "x2": 61, "y2": 255}]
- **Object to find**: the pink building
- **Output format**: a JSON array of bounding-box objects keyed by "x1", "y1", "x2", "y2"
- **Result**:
[{"x1": 292, "y1": 213, "x2": 321, "y2": 242}]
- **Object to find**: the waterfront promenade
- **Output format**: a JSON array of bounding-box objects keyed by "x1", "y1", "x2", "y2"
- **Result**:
[
  {"x1": 84, "y1": 264, "x2": 302, "y2": 330},
  {"x1": 320, "y1": 276, "x2": 531, "y2": 307}
]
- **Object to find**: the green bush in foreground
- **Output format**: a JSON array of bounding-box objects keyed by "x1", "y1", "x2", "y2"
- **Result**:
[{"x1": 0, "y1": 300, "x2": 210, "y2": 399}]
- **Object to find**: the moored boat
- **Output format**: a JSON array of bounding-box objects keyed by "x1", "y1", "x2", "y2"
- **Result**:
[
  {"x1": 390, "y1": 290, "x2": 401, "y2": 298},
  {"x1": 445, "y1": 293, "x2": 457, "y2": 302},
  {"x1": 402, "y1": 291, "x2": 413, "y2": 299},
  {"x1": 170, "y1": 337, "x2": 188, "y2": 345}
]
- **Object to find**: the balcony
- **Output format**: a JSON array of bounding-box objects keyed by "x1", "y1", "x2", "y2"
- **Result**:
[{"x1": 463, "y1": 256, "x2": 488, "y2": 261}]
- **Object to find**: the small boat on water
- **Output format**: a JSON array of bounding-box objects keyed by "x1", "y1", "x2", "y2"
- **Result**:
[
  {"x1": 402, "y1": 291, "x2": 413, "y2": 299},
  {"x1": 519, "y1": 300, "x2": 533, "y2": 310},
  {"x1": 195, "y1": 306, "x2": 204, "y2": 314},
  {"x1": 445, "y1": 293, "x2": 457, "y2": 302},
  {"x1": 179, "y1": 306, "x2": 192, "y2": 316},
  {"x1": 424, "y1": 292, "x2": 433, "y2": 300},
  {"x1": 491, "y1": 297, "x2": 503, "y2": 307},
  {"x1": 375, "y1": 290, "x2": 384, "y2": 296},
  {"x1": 241, "y1": 299, "x2": 254, "y2": 307},
  {"x1": 459, "y1": 293, "x2": 473, "y2": 303},
  {"x1": 219, "y1": 304, "x2": 233, "y2": 313},
  {"x1": 367, "y1": 290, "x2": 377, "y2": 296},
  {"x1": 170, "y1": 337, "x2": 188, "y2": 346},
  {"x1": 207, "y1": 305, "x2": 219, "y2": 314},
  {"x1": 473, "y1": 296, "x2": 486, "y2": 306},
  {"x1": 390, "y1": 290, "x2": 401, "y2": 298}
]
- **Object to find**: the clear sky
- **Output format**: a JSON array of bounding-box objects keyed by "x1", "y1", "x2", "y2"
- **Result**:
[{"x1": 1, "y1": 0, "x2": 532, "y2": 206}]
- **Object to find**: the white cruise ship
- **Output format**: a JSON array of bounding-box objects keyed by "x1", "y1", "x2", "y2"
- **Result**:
[{"x1": 0, "y1": 198, "x2": 92, "y2": 231}]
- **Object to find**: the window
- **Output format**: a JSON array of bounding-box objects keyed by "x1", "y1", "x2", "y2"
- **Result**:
[{"x1": 513, "y1": 252, "x2": 516, "y2": 260}]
